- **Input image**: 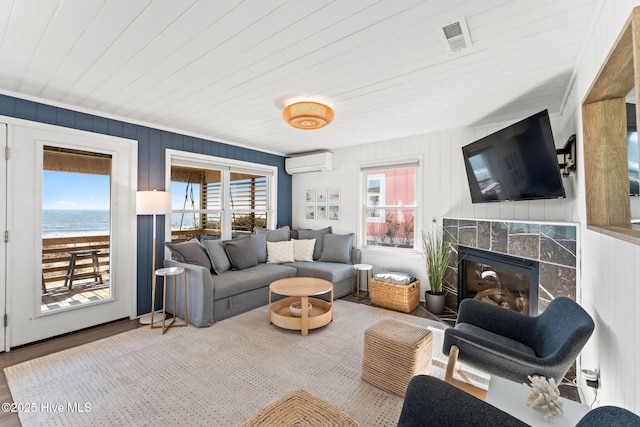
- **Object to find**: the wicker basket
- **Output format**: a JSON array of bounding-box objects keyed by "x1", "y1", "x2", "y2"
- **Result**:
[{"x1": 369, "y1": 279, "x2": 420, "y2": 313}]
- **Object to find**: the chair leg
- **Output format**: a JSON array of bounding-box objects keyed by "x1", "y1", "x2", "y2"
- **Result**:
[
  {"x1": 444, "y1": 345, "x2": 488, "y2": 400},
  {"x1": 445, "y1": 345, "x2": 459, "y2": 383}
]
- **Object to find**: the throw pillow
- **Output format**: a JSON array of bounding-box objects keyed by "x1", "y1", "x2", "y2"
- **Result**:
[
  {"x1": 164, "y1": 239, "x2": 213, "y2": 271},
  {"x1": 298, "y1": 226, "x2": 332, "y2": 260},
  {"x1": 202, "y1": 239, "x2": 232, "y2": 274},
  {"x1": 319, "y1": 233, "x2": 354, "y2": 264},
  {"x1": 292, "y1": 239, "x2": 316, "y2": 262},
  {"x1": 251, "y1": 232, "x2": 268, "y2": 263},
  {"x1": 255, "y1": 225, "x2": 291, "y2": 242},
  {"x1": 224, "y1": 238, "x2": 259, "y2": 270},
  {"x1": 267, "y1": 240, "x2": 295, "y2": 263}
]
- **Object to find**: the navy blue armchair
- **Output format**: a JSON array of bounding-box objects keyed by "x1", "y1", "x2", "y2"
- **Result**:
[
  {"x1": 442, "y1": 297, "x2": 595, "y2": 395},
  {"x1": 397, "y1": 375, "x2": 640, "y2": 427}
]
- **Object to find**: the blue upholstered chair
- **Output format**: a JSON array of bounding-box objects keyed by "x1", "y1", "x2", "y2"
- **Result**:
[
  {"x1": 397, "y1": 375, "x2": 640, "y2": 427},
  {"x1": 442, "y1": 296, "x2": 595, "y2": 397}
]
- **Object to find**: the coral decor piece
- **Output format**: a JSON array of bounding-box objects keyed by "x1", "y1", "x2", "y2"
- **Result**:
[{"x1": 525, "y1": 375, "x2": 564, "y2": 421}]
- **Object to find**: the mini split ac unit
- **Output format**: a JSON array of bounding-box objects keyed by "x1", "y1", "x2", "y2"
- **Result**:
[{"x1": 285, "y1": 152, "x2": 334, "y2": 174}]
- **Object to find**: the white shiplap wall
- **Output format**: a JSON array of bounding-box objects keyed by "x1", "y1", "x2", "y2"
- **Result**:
[
  {"x1": 292, "y1": 1, "x2": 640, "y2": 412},
  {"x1": 565, "y1": 0, "x2": 640, "y2": 412},
  {"x1": 291, "y1": 114, "x2": 577, "y2": 308}
]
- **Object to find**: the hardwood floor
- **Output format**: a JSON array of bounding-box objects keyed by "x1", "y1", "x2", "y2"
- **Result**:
[{"x1": 0, "y1": 318, "x2": 140, "y2": 427}]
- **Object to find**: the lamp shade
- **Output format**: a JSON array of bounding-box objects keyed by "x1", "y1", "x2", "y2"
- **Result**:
[
  {"x1": 136, "y1": 190, "x2": 172, "y2": 215},
  {"x1": 283, "y1": 101, "x2": 334, "y2": 130}
]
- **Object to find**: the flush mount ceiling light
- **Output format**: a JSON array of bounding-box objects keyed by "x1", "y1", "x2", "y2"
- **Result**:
[{"x1": 282, "y1": 101, "x2": 334, "y2": 130}]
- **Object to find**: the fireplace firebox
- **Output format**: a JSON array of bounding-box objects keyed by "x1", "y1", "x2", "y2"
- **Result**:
[{"x1": 457, "y1": 246, "x2": 539, "y2": 316}]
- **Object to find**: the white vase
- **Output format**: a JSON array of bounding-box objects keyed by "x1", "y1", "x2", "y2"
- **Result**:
[{"x1": 289, "y1": 301, "x2": 312, "y2": 317}]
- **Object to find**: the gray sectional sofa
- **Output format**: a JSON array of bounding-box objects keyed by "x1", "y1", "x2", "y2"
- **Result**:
[{"x1": 162, "y1": 226, "x2": 360, "y2": 327}]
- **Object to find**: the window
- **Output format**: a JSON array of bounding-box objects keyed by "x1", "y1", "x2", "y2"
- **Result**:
[
  {"x1": 366, "y1": 173, "x2": 386, "y2": 223},
  {"x1": 167, "y1": 150, "x2": 277, "y2": 241},
  {"x1": 361, "y1": 160, "x2": 419, "y2": 249},
  {"x1": 229, "y1": 171, "x2": 268, "y2": 233},
  {"x1": 170, "y1": 166, "x2": 221, "y2": 241},
  {"x1": 41, "y1": 146, "x2": 112, "y2": 312}
]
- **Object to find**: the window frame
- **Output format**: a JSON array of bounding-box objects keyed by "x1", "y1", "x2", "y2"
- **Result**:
[
  {"x1": 358, "y1": 156, "x2": 422, "y2": 251},
  {"x1": 165, "y1": 149, "x2": 278, "y2": 242}
]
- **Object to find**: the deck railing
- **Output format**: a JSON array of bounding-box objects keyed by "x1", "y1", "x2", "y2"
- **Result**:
[
  {"x1": 42, "y1": 229, "x2": 257, "y2": 288},
  {"x1": 42, "y1": 234, "x2": 110, "y2": 288}
]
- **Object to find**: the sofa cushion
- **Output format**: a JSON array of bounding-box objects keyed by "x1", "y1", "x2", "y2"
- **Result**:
[
  {"x1": 224, "y1": 238, "x2": 259, "y2": 270},
  {"x1": 293, "y1": 239, "x2": 315, "y2": 262},
  {"x1": 251, "y1": 233, "x2": 268, "y2": 263},
  {"x1": 298, "y1": 227, "x2": 331, "y2": 260},
  {"x1": 202, "y1": 239, "x2": 232, "y2": 274},
  {"x1": 255, "y1": 225, "x2": 291, "y2": 242},
  {"x1": 284, "y1": 261, "x2": 355, "y2": 284},
  {"x1": 213, "y1": 264, "x2": 297, "y2": 300},
  {"x1": 165, "y1": 239, "x2": 212, "y2": 271},
  {"x1": 319, "y1": 233, "x2": 354, "y2": 264},
  {"x1": 267, "y1": 240, "x2": 295, "y2": 263}
]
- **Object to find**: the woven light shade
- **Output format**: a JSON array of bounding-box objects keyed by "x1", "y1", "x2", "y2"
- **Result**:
[{"x1": 282, "y1": 101, "x2": 334, "y2": 130}]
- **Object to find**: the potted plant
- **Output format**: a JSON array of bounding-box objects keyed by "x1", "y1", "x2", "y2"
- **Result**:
[{"x1": 421, "y1": 226, "x2": 452, "y2": 314}]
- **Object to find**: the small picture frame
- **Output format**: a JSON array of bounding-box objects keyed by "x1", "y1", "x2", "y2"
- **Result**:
[
  {"x1": 305, "y1": 205, "x2": 315, "y2": 220},
  {"x1": 328, "y1": 205, "x2": 340, "y2": 221},
  {"x1": 316, "y1": 204, "x2": 327, "y2": 220},
  {"x1": 316, "y1": 188, "x2": 327, "y2": 203},
  {"x1": 328, "y1": 187, "x2": 340, "y2": 203},
  {"x1": 305, "y1": 188, "x2": 315, "y2": 203}
]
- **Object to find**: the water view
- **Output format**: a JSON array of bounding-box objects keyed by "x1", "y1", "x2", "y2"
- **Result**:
[
  {"x1": 42, "y1": 210, "x2": 110, "y2": 237},
  {"x1": 42, "y1": 210, "x2": 201, "y2": 237}
]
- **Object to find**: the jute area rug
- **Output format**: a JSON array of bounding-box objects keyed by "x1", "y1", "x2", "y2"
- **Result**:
[{"x1": 5, "y1": 300, "x2": 488, "y2": 426}]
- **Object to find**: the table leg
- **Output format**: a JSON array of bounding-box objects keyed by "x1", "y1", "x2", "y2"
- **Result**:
[
  {"x1": 150, "y1": 271, "x2": 158, "y2": 328},
  {"x1": 183, "y1": 271, "x2": 188, "y2": 326},
  {"x1": 330, "y1": 288, "x2": 334, "y2": 321},
  {"x1": 301, "y1": 296, "x2": 309, "y2": 336},
  {"x1": 161, "y1": 275, "x2": 167, "y2": 334},
  {"x1": 172, "y1": 274, "x2": 179, "y2": 328}
]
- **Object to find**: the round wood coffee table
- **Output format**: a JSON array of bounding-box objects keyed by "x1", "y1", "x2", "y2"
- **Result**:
[{"x1": 269, "y1": 277, "x2": 333, "y2": 336}]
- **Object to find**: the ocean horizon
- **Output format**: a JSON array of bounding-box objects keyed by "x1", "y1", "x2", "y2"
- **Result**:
[
  {"x1": 42, "y1": 209, "x2": 197, "y2": 237},
  {"x1": 42, "y1": 209, "x2": 110, "y2": 237}
]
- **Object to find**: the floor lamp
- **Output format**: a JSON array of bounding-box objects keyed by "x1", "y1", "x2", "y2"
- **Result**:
[{"x1": 136, "y1": 190, "x2": 172, "y2": 325}]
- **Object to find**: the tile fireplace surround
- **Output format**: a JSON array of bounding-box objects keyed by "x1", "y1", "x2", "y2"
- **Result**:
[{"x1": 442, "y1": 218, "x2": 578, "y2": 315}]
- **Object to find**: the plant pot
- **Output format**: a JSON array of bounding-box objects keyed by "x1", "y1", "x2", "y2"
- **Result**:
[{"x1": 425, "y1": 291, "x2": 445, "y2": 315}]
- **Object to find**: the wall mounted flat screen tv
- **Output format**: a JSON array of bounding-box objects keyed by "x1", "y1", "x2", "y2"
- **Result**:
[{"x1": 462, "y1": 109, "x2": 566, "y2": 203}]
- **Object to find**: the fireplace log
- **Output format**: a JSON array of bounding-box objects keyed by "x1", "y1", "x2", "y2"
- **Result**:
[
  {"x1": 468, "y1": 269, "x2": 500, "y2": 292},
  {"x1": 473, "y1": 288, "x2": 529, "y2": 314}
]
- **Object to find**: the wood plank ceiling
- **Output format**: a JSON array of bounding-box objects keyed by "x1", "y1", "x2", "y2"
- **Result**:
[{"x1": 0, "y1": 0, "x2": 598, "y2": 155}]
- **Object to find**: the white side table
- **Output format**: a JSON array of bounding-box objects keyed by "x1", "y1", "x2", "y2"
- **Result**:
[
  {"x1": 353, "y1": 264, "x2": 373, "y2": 300},
  {"x1": 151, "y1": 267, "x2": 188, "y2": 334},
  {"x1": 486, "y1": 376, "x2": 589, "y2": 426}
]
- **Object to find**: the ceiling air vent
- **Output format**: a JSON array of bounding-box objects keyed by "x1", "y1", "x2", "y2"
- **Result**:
[{"x1": 441, "y1": 17, "x2": 472, "y2": 52}]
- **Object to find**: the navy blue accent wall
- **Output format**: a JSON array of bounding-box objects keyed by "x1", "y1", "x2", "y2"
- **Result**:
[{"x1": 0, "y1": 94, "x2": 292, "y2": 316}]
